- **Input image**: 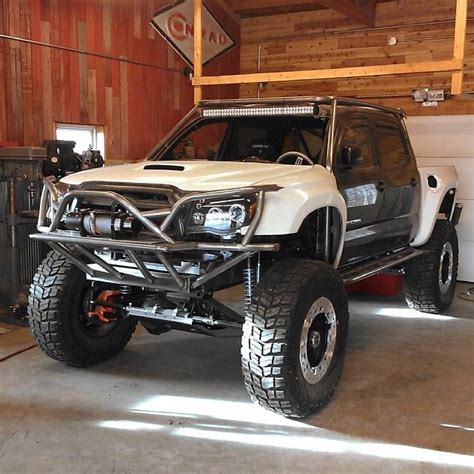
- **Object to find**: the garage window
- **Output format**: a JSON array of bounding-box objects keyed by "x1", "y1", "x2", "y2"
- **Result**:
[{"x1": 56, "y1": 124, "x2": 105, "y2": 159}]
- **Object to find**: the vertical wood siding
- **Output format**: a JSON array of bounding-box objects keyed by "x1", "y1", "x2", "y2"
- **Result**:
[{"x1": 0, "y1": 0, "x2": 240, "y2": 161}]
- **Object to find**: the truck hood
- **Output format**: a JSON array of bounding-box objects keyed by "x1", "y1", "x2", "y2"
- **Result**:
[{"x1": 61, "y1": 160, "x2": 322, "y2": 191}]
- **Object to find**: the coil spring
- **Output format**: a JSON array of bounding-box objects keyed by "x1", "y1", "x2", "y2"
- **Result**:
[
  {"x1": 120, "y1": 285, "x2": 132, "y2": 296},
  {"x1": 243, "y1": 258, "x2": 257, "y2": 317}
]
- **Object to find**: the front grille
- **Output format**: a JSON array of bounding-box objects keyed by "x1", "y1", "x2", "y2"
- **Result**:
[
  {"x1": 77, "y1": 182, "x2": 183, "y2": 211},
  {"x1": 78, "y1": 181, "x2": 182, "y2": 199}
]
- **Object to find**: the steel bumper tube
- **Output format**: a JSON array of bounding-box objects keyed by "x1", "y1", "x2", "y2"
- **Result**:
[{"x1": 31, "y1": 180, "x2": 280, "y2": 292}]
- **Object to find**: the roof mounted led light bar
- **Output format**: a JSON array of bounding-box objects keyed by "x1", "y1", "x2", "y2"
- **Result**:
[{"x1": 202, "y1": 105, "x2": 316, "y2": 118}]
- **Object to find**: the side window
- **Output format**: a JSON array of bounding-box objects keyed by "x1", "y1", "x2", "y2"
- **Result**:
[
  {"x1": 375, "y1": 124, "x2": 408, "y2": 169},
  {"x1": 339, "y1": 121, "x2": 375, "y2": 169}
]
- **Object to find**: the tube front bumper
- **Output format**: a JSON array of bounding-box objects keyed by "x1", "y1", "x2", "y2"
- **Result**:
[{"x1": 30, "y1": 180, "x2": 280, "y2": 292}]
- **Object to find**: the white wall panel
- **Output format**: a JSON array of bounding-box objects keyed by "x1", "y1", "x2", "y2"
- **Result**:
[
  {"x1": 408, "y1": 116, "x2": 474, "y2": 159},
  {"x1": 406, "y1": 115, "x2": 474, "y2": 282},
  {"x1": 459, "y1": 241, "x2": 474, "y2": 282},
  {"x1": 456, "y1": 200, "x2": 474, "y2": 243}
]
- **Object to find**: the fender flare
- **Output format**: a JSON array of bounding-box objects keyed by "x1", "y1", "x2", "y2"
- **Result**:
[
  {"x1": 411, "y1": 166, "x2": 458, "y2": 247},
  {"x1": 254, "y1": 183, "x2": 347, "y2": 267}
]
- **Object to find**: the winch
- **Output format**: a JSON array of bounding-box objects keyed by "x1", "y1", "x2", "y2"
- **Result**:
[{"x1": 63, "y1": 210, "x2": 141, "y2": 238}]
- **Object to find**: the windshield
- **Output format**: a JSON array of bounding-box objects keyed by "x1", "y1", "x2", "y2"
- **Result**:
[{"x1": 153, "y1": 116, "x2": 328, "y2": 164}]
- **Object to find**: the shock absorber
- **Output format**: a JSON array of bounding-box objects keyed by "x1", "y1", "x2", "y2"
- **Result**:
[
  {"x1": 120, "y1": 285, "x2": 132, "y2": 307},
  {"x1": 243, "y1": 257, "x2": 257, "y2": 317}
]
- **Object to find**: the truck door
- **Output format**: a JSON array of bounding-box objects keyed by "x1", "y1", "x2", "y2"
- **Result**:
[
  {"x1": 335, "y1": 117, "x2": 390, "y2": 265},
  {"x1": 372, "y1": 117, "x2": 420, "y2": 248}
]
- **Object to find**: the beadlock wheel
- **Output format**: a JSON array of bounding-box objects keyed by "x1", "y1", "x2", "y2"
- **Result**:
[
  {"x1": 439, "y1": 242, "x2": 454, "y2": 295},
  {"x1": 299, "y1": 297, "x2": 337, "y2": 384}
]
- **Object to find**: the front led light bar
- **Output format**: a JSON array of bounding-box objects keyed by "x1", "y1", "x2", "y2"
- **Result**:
[{"x1": 202, "y1": 105, "x2": 316, "y2": 118}]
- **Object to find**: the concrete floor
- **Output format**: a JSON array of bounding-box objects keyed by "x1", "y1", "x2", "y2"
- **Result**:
[{"x1": 1, "y1": 284, "x2": 473, "y2": 473}]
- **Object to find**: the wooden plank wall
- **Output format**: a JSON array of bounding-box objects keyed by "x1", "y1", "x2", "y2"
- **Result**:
[
  {"x1": 0, "y1": 1, "x2": 7, "y2": 142},
  {"x1": 0, "y1": 0, "x2": 240, "y2": 161},
  {"x1": 239, "y1": 0, "x2": 474, "y2": 115}
]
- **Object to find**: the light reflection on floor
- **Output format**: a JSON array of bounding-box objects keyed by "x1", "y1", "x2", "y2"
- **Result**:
[
  {"x1": 132, "y1": 395, "x2": 303, "y2": 428},
  {"x1": 101, "y1": 420, "x2": 164, "y2": 431},
  {"x1": 98, "y1": 395, "x2": 474, "y2": 469},
  {"x1": 376, "y1": 307, "x2": 455, "y2": 320}
]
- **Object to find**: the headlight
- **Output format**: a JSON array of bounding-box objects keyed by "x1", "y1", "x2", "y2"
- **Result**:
[{"x1": 185, "y1": 198, "x2": 255, "y2": 235}]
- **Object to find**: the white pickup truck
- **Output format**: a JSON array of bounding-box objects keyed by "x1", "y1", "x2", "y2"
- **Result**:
[{"x1": 28, "y1": 97, "x2": 462, "y2": 418}]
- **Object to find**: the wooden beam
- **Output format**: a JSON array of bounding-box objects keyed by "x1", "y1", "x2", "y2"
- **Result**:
[
  {"x1": 355, "y1": 0, "x2": 377, "y2": 27},
  {"x1": 313, "y1": 0, "x2": 373, "y2": 26},
  {"x1": 193, "y1": 0, "x2": 203, "y2": 104},
  {"x1": 225, "y1": 0, "x2": 325, "y2": 18},
  {"x1": 451, "y1": 0, "x2": 468, "y2": 95},
  {"x1": 193, "y1": 59, "x2": 462, "y2": 86},
  {"x1": 212, "y1": 0, "x2": 241, "y2": 24},
  {"x1": 225, "y1": 0, "x2": 379, "y2": 23}
]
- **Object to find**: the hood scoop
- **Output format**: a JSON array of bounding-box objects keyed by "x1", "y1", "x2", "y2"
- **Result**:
[{"x1": 143, "y1": 164, "x2": 185, "y2": 171}]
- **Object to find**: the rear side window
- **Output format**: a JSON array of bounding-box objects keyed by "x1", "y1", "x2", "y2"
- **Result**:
[
  {"x1": 375, "y1": 124, "x2": 408, "y2": 169},
  {"x1": 339, "y1": 121, "x2": 375, "y2": 169}
]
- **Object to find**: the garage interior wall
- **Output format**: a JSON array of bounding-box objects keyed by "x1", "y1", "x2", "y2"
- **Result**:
[
  {"x1": 0, "y1": 0, "x2": 240, "y2": 162},
  {"x1": 239, "y1": 0, "x2": 474, "y2": 115}
]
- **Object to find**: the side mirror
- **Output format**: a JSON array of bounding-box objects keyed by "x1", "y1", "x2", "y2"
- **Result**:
[{"x1": 340, "y1": 145, "x2": 363, "y2": 169}]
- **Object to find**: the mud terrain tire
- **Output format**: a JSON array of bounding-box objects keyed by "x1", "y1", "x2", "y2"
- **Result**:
[
  {"x1": 404, "y1": 220, "x2": 458, "y2": 314},
  {"x1": 28, "y1": 251, "x2": 136, "y2": 367},
  {"x1": 241, "y1": 259, "x2": 349, "y2": 418}
]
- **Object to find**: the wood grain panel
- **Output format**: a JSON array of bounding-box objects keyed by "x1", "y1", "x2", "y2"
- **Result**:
[
  {"x1": 0, "y1": 0, "x2": 7, "y2": 141},
  {"x1": 239, "y1": 0, "x2": 474, "y2": 114},
  {"x1": 0, "y1": 0, "x2": 240, "y2": 160}
]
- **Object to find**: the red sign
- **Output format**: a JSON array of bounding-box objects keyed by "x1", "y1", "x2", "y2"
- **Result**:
[{"x1": 151, "y1": 0, "x2": 236, "y2": 67}]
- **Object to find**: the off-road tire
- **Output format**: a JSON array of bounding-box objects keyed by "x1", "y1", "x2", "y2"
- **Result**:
[
  {"x1": 241, "y1": 259, "x2": 349, "y2": 418},
  {"x1": 28, "y1": 250, "x2": 136, "y2": 367},
  {"x1": 404, "y1": 220, "x2": 458, "y2": 313}
]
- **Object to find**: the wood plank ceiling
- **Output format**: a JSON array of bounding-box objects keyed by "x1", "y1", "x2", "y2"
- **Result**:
[{"x1": 224, "y1": 0, "x2": 389, "y2": 26}]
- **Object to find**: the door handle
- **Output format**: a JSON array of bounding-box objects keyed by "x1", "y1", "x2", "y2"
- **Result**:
[{"x1": 376, "y1": 180, "x2": 386, "y2": 192}]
